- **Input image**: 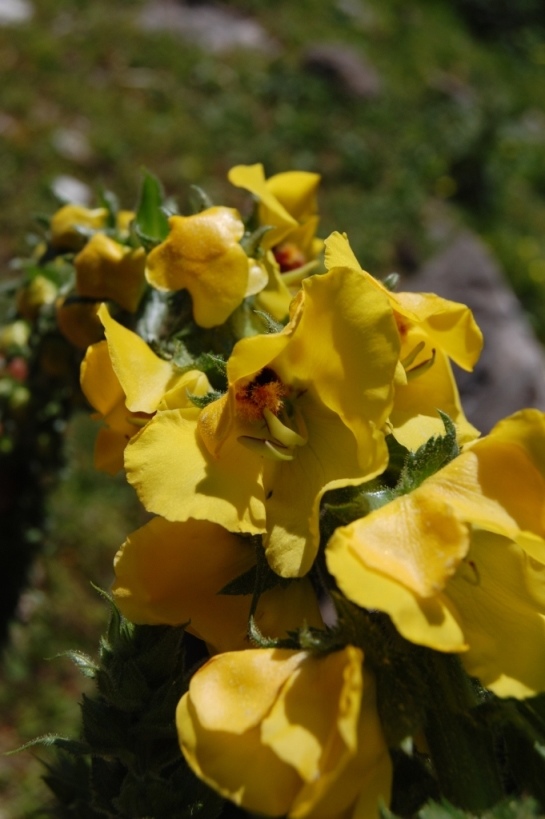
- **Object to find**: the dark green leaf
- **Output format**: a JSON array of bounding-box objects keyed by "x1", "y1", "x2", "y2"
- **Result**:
[
  {"x1": 135, "y1": 170, "x2": 169, "y2": 242},
  {"x1": 396, "y1": 411, "x2": 459, "y2": 495},
  {"x1": 187, "y1": 389, "x2": 224, "y2": 409}
]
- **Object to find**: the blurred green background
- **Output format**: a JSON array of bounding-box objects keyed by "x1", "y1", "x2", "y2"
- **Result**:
[{"x1": 2, "y1": 0, "x2": 545, "y2": 813}]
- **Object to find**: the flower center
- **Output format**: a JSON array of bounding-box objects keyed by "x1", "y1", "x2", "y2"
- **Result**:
[
  {"x1": 235, "y1": 367, "x2": 307, "y2": 461},
  {"x1": 235, "y1": 367, "x2": 287, "y2": 422},
  {"x1": 273, "y1": 242, "x2": 307, "y2": 272}
]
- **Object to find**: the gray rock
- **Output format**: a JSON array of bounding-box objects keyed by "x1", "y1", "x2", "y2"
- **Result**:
[
  {"x1": 137, "y1": 1, "x2": 279, "y2": 55},
  {"x1": 402, "y1": 231, "x2": 545, "y2": 433},
  {"x1": 302, "y1": 43, "x2": 381, "y2": 99},
  {"x1": 50, "y1": 176, "x2": 92, "y2": 205},
  {"x1": 0, "y1": 0, "x2": 33, "y2": 24}
]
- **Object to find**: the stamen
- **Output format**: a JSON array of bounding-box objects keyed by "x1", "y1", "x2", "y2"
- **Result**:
[
  {"x1": 405, "y1": 349, "x2": 436, "y2": 381},
  {"x1": 459, "y1": 558, "x2": 480, "y2": 586},
  {"x1": 401, "y1": 341, "x2": 425, "y2": 370},
  {"x1": 238, "y1": 435, "x2": 295, "y2": 461},
  {"x1": 263, "y1": 408, "x2": 306, "y2": 448},
  {"x1": 235, "y1": 367, "x2": 287, "y2": 422},
  {"x1": 128, "y1": 414, "x2": 151, "y2": 428}
]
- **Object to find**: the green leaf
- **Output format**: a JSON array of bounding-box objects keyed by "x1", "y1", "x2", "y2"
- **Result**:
[
  {"x1": 53, "y1": 650, "x2": 99, "y2": 678},
  {"x1": 134, "y1": 169, "x2": 169, "y2": 244},
  {"x1": 97, "y1": 187, "x2": 119, "y2": 228},
  {"x1": 188, "y1": 184, "x2": 214, "y2": 212},
  {"x1": 254, "y1": 310, "x2": 284, "y2": 333},
  {"x1": 418, "y1": 800, "x2": 469, "y2": 819},
  {"x1": 382, "y1": 272, "x2": 400, "y2": 291},
  {"x1": 187, "y1": 389, "x2": 224, "y2": 409},
  {"x1": 396, "y1": 411, "x2": 459, "y2": 495},
  {"x1": 10, "y1": 733, "x2": 90, "y2": 756},
  {"x1": 240, "y1": 224, "x2": 274, "y2": 257}
]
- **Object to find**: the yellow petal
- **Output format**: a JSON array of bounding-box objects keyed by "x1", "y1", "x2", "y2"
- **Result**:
[
  {"x1": 293, "y1": 669, "x2": 392, "y2": 819},
  {"x1": 326, "y1": 524, "x2": 467, "y2": 652},
  {"x1": 189, "y1": 649, "x2": 305, "y2": 734},
  {"x1": 124, "y1": 409, "x2": 266, "y2": 534},
  {"x1": 56, "y1": 297, "x2": 103, "y2": 350},
  {"x1": 146, "y1": 207, "x2": 250, "y2": 327},
  {"x1": 254, "y1": 250, "x2": 293, "y2": 321},
  {"x1": 112, "y1": 517, "x2": 254, "y2": 630},
  {"x1": 324, "y1": 231, "x2": 362, "y2": 272},
  {"x1": 228, "y1": 164, "x2": 297, "y2": 248},
  {"x1": 335, "y1": 493, "x2": 470, "y2": 598},
  {"x1": 395, "y1": 292, "x2": 483, "y2": 372},
  {"x1": 178, "y1": 691, "x2": 302, "y2": 814},
  {"x1": 324, "y1": 232, "x2": 483, "y2": 373},
  {"x1": 98, "y1": 304, "x2": 177, "y2": 414},
  {"x1": 272, "y1": 267, "x2": 399, "y2": 468},
  {"x1": 390, "y1": 349, "x2": 479, "y2": 450},
  {"x1": 113, "y1": 517, "x2": 322, "y2": 653},
  {"x1": 80, "y1": 339, "x2": 124, "y2": 417},
  {"x1": 449, "y1": 531, "x2": 545, "y2": 698},
  {"x1": 50, "y1": 204, "x2": 107, "y2": 249},
  {"x1": 265, "y1": 170, "x2": 321, "y2": 222},
  {"x1": 177, "y1": 648, "x2": 390, "y2": 819},
  {"x1": 428, "y1": 434, "x2": 545, "y2": 545},
  {"x1": 261, "y1": 647, "x2": 363, "y2": 783},
  {"x1": 263, "y1": 399, "x2": 387, "y2": 578},
  {"x1": 75, "y1": 233, "x2": 146, "y2": 312}
]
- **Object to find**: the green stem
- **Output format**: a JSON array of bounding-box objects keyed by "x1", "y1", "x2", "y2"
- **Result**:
[{"x1": 422, "y1": 652, "x2": 504, "y2": 811}]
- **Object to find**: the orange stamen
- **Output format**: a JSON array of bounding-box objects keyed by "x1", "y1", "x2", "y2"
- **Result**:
[{"x1": 235, "y1": 367, "x2": 287, "y2": 422}]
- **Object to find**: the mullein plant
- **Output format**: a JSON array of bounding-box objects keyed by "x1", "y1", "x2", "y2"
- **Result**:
[{"x1": 12, "y1": 164, "x2": 545, "y2": 818}]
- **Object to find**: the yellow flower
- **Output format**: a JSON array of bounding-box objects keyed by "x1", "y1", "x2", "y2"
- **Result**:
[
  {"x1": 124, "y1": 267, "x2": 400, "y2": 577},
  {"x1": 324, "y1": 232, "x2": 483, "y2": 448},
  {"x1": 74, "y1": 233, "x2": 147, "y2": 313},
  {"x1": 50, "y1": 204, "x2": 134, "y2": 250},
  {"x1": 228, "y1": 163, "x2": 322, "y2": 261},
  {"x1": 80, "y1": 304, "x2": 210, "y2": 473},
  {"x1": 227, "y1": 165, "x2": 324, "y2": 321},
  {"x1": 177, "y1": 646, "x2": 391, "y2": 818},
  {"x1": 146, "y1": 206, "x2": 267, "y2": 328},
  {"x1": 326, "y1": 409, "x2": 545, "y2": 698},
  {"x1": 56, "y1": 297, "x2": 104, "y2": 350},
  {"x1": 112, "y1": 516, "x2": 322, "y2": 654},
  {"x1": 50, "y1": 205, "x2": 109, "y2": 250},
  {"x1": 16, "y1": 275, "x2": 58, "y2": 321}
]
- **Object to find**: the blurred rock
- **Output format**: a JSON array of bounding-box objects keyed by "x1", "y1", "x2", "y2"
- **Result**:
[
  {"x1": 52, "y1": 126, "x2": 92, "y2": 164},
  {"x1": 0, "y1": 0, "x2": 32, "y2": 24},
  {"x1": 50, "y1": 175, "x2": 92, "y2": 205},
  {"x1": 137, "y1": 1, "x2": 279, "y2": 55},
  {"x1": 302, "y1": 43, "x2": 382, "y2": 99},
  {"x1": 402, "y1": 231, "x2": 545, "y2": 433}
]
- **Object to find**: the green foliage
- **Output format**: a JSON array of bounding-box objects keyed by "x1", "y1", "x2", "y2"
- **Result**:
[
  {"x1": 320, "y1": 412, "x2": 458, "y2": 534},
  {"x1": 37, "y1": 605, "x2": 226, "y2": 818},
  {"x1": 395, "y1": 412, "x2": 459, "y2": 494},
  {"x1": 132, "y1": 170, "x2": 170, "y2": 250}
]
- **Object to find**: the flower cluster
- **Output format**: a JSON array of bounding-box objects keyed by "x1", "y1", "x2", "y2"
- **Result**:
[{"x1": 23, "y1": 164, "x2": 545, "y2": 816}]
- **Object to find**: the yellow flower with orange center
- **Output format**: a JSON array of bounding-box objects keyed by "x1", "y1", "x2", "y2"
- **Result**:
[
  {"x1": 324, "y1": 232, "x2": 483, "y2": 449},
  {"x1": 124, "y1": 266, "x2": 400, "y2": 577}
]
